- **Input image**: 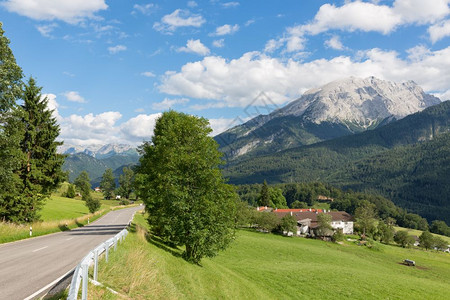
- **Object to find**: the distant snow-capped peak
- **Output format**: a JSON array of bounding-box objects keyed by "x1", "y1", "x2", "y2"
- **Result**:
[{"x1": 58, "y1": 143, "x2": 136, "y2": 157}]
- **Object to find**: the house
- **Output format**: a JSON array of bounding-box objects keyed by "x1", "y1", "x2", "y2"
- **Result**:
[
  {"x1": 273, "y1": 210, "x2": 354, "y2": 236},
  {"x1": 317, "y1": 195, "x2": 334, "y2": 202},
  {"x1": 94, "y1": 187, "x2": 101, "y2": 192}
]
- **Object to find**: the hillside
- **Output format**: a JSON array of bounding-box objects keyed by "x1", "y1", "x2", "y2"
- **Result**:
[
  {"x1": 223, "y1": 101, "x2": 450, "y2": 223},
  {"x1": 63, "y1": 152, "x2": 139, "y2": 184},
  {"x1": 216, "y1": 77, "x2": 441, "y2": 161},
  {"x1": 89, "y1": 214, "x2": 450, "y2": 300}
]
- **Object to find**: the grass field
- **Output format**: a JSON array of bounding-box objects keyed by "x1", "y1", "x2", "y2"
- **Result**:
[
  {"x1": 89, "y1": 213, "x2": 450, "y2": 300},
  {"x1": 394, "y1": 226, "x2": 450, "y2": 244}
]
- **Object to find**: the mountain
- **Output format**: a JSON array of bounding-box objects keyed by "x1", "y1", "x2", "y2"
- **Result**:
[
  {"x1": 58, "y1": 143, "x2": 138, "y2": 159},
  {"x1": 223, "y1": 101, "x2": 450, "y2": 223},
  {"x1": 216, "y1": 77, "x2": 441, "y2": 160},
  {"x1": 62, "y1": 144, "x2": 140, "y2": 184}
]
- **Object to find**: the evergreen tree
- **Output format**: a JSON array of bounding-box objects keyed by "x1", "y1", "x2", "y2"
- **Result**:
[
  {"x1": 118, "y1": 167, "x2": 134, "y2": 199},
  {"x1": 2, "y1": 78, "x2": 65, "y2": 222},
  {"x1": 100, "y1": 168, "x2": 116, "y2": 199},
  {"x1": 258, "y1": 180, "x2": 270, "y2": 206},
  {"x1": 136, "y1": 111, "x2": 237, "y2": 264}
]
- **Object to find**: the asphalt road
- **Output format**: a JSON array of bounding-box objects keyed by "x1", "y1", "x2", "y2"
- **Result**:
[{"x1": 0, "y1": 206, "x2": 143, "y2": 300}]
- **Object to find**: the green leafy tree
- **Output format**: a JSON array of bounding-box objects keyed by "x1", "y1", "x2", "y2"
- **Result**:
[
  {"x1": 316, "y1": 213, "x2": 333, "y2": 238},
  {"x1": 430, "y1": 220, "x2": 450, "y2": 236},
  {"x1": 377, "y1": 221, "x2": 395, "y2": 244},
  {"x1": 255, "y1": 212, "x2": 279, "y2": 232},
  {"x1": 394, "y1": 230, "x2": 415, "y2": 248},
  {"x1": 419, "y1": 231, "x2": 434, "y2": 250},
  {"x1": 258, "y1": 180, "x2": 270, "y2": 206},
  {"x1": 85, "y1": 193, "x2": 101, "y2": 213},
  {"x1": 433, "y1": 237, "x2": 448, "y2": 251},
  {"x1": 100, "y1": 168, "x2": 116, "y2": 199},
  {"x1": 355, "y1": 201, "x2": 377, "y2": 238},
  {"x1": 74, "y1": 171, "x2": 91, "y2": 200},
  {"x1": 65, "y1": 184, "x2": 76, "y2": 198},
  {"x1": 332, "y1": 228, "x2": 345, "y2": 242},
  {"x1": 3, "y1": 78, "x2": 65, "y2": 222},
  {"x1": 291, "y1": 200, "x2": 307, "y2": 209},
  {"x1": 280, "y1": 214, "x2": 297, "y2": 235},
  {"x1": 118, "y1": 167, "x2": 134, "y2": 199},
  {"x1": 269, "y1": 187, "x2": 288, "y2": 208},
  {"x1": 136, "y1": 111, "x2": 237, "y2": 264}
]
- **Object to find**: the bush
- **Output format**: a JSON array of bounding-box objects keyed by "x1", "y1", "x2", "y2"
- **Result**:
[
  {"x1": 332, "y1": 228, "x2": 344, "y2": 242},
  {"x1": 64, "y1": 184, "x2": 76, "y2": 198}
]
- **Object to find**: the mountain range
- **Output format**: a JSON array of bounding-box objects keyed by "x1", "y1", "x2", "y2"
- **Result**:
[{"x1": 215, "y1": 77, "x2": 441, "y2": 161}]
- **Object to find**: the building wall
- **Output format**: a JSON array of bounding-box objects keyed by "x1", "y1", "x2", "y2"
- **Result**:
[{"x1": 331, "y1": 221, "x2": 354, "y2": 234}]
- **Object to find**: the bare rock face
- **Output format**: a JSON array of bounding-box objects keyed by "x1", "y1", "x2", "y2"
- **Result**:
[
  {"x1": 216, "y1": 76, "x2": 442, "y2": 159},
  {"x1": 273, "y1": 76, "x2": 441, "y2": 126}
]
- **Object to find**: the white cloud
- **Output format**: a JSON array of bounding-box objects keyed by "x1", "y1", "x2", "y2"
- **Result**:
[
  {"x1": 177, "y1": 39, "x2": 210, "y2": 56},
  {"x1": 429, "y1": 19, "x2": 450, "y2": 43},
  {"x1": 325, "y1": 35, "x2": 345, "y2": 50},
  {"x1": 213, "y1": 39, "x2": 225, "y2": 48},
  {"x1": 120, "y1": 113, "x2": 162, "y2": 142},
  {"x1": 264, "y1": 39, "x2": 284, "y2": 53},
  {"x1": 36, "y1": 23, "x2": 58, "y2": 38},
  {"x1": 132, "y1": 3, "x2": 157, "y2": 15},
  {"x1": 141, "y1": 71, "x2": 156, "y2": 77},
  {"x1": 212, "y1": 24, "x2": 239, "y2": 36},
  {"x1": 152, "y1": 98, "x2": 189, "y2": 110},
  {"x1": 222, "y1": 2, "x2": 240, "y2": 8},
  {"x1": 134, "y1": 108, "x2": 145, "y2": 113},
  {"x1": 272, "y1": 0, "x2": 450, "y2": 53},
  {"x1": 2, "y1": 0, "x2": 108, "y2": 24},
  {"x1": 108, "y1": 45, "x2": 127, "y2": 54},
  {"x1": 63, "y1": 91, "x2": 86, "y2": 103},
  {"x1": 245, "y1": 19, "x2": 255, "y2": 26},
  {"x1": 208, "y1": 118, "x2": 236, "y2": 135},
  {"x1": 153, "y1": 9, "x2": 205, "y2": 33},
  {"x1": 159, "y1": 47, "x2": 450, "y2": 108},
  {"x1": 187, "y1": 1, "x2": 197, "y2": 8}
]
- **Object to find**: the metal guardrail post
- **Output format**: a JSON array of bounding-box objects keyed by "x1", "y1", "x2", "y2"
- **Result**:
[
  {"x1": 93, "y1": 249, "x2": 98, "y2": 282},
  {"x1": 105, "y1": 243, "x2": 109, "y2": 262},
  {"x1": 81, "y1": 264, "x2": 88, "y2": 300}
]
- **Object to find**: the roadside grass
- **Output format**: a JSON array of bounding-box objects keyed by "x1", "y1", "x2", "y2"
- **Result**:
[
  {"x1": 89, "y1": 213, "x2": 450, "y2": 300},
  {"x1": 0, "y1": 193, "x2": 137, "y2": 244},
  {"x1": 394, "y1": 226, "x2": 450, "y2": 244}
]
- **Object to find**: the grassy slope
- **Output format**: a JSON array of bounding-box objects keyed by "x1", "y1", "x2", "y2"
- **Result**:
[
  {"x1": 394, "y1": 226, "x2": 450, "y2": 244},
  {"x1": 90, "y1": 214, "x2": 450, "y2": 300}
]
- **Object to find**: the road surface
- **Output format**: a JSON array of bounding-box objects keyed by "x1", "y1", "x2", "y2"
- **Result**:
[{"x1": 0, "y1": 206, "x2": 143, "y2": 300}]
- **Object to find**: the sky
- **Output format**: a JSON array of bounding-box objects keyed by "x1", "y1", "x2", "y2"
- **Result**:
[{"x1": 1, "y1": 0, "x2": 450, "y2": 146}]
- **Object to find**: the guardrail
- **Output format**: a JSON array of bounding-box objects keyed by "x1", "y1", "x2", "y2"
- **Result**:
[{"x1": 67, "y1": 228, "x2": 129, "y2": 300}]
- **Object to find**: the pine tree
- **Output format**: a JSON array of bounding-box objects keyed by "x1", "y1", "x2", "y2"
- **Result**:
[
  {"x1": 9, "y1": 77, "x2": 66, "y2": 222},
  {"x1": 100, "y1": 168, "x2": 115, "y2": 199},
  {"x1": 258, "y1": 180, "x2": 270, "y2": 206}
]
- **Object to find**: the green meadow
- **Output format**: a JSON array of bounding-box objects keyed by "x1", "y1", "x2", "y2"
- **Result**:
[{"x1": 89, "y1": 213, "x2": 450, "y2": 300}]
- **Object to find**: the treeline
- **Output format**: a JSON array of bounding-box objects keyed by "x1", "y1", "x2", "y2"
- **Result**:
[
  {"x1": 0, "y1": 23, "x2": 65, "y2": 222},
  {"x1": 235, "y1": 182, "x2": 450, "y2": 237}
]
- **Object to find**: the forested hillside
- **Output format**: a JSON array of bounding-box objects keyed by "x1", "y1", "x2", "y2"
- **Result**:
[{"x1": 223, "y1": 101, "x2": 450, "y2": 223}]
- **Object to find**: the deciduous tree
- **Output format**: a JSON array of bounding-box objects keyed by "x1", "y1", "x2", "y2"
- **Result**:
[
  {"x1": 100, "y1": 168, "x2": 115, "y2": 199},
  {"x1": 118, "y1": 167, "x2": 134, "y2": 199},
  {"x1": 136, "y1": 111, "x2": 237, "y2": 264}
]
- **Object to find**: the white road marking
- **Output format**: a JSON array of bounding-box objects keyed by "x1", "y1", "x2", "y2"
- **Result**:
[
  {"x1": 66, "y1": 237, "x2": 74, "y2": 241},
  {"x1": 24, "y1": 268, "x2": 74, "y2": 300},
  {"x1": 32, "y1": 246, "x2": 48, "y2": 252}
]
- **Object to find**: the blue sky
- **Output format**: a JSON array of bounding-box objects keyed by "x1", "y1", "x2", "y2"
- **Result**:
[{"x1": 1, "y1": 0, "x2": 449, "y2": 146}]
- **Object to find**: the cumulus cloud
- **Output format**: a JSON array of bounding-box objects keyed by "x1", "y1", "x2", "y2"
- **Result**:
[
  {"x1": 153, "y1": 9, "x2": 205, "y2": 33},
  {"x1": 63, "y1": 91, "x2": 86, "y2": 103},
  {"x1": 108, "y1": 45, "x2": 127, "y2": 54},
  {"x1": 120, "y1": 113, "x2": 162, "y2": 143},
  {"x1": 428, "y1": 19, "x2": 450, "y2": 43},
  {"x1": 325, "y1": 35, "x2": 345, "y2": 50},
  {"x1": 187, "y1": 1, "x2": 197, "y2": 8},
  {"x1": 159, "y1": 47, "x2": 450, "y2": 108},
  {"x1": 272, "y1": 0, "x2": 450, "y2": 53},
  {"x1": 1, "y1": 0, "x2": 108, "y2": 24},
  {"x1": 212, "y1": 24, "x2": 239, "y2": 36},
  {"x1": 177, "y1": 39, "x2": 210, "y2": 56},
  {"x1": 141, "y1": 71, "x2": 156, "y2": 77},
  {"x1": 152, "y1": 98, "x2": 189, "y2": 110}
]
